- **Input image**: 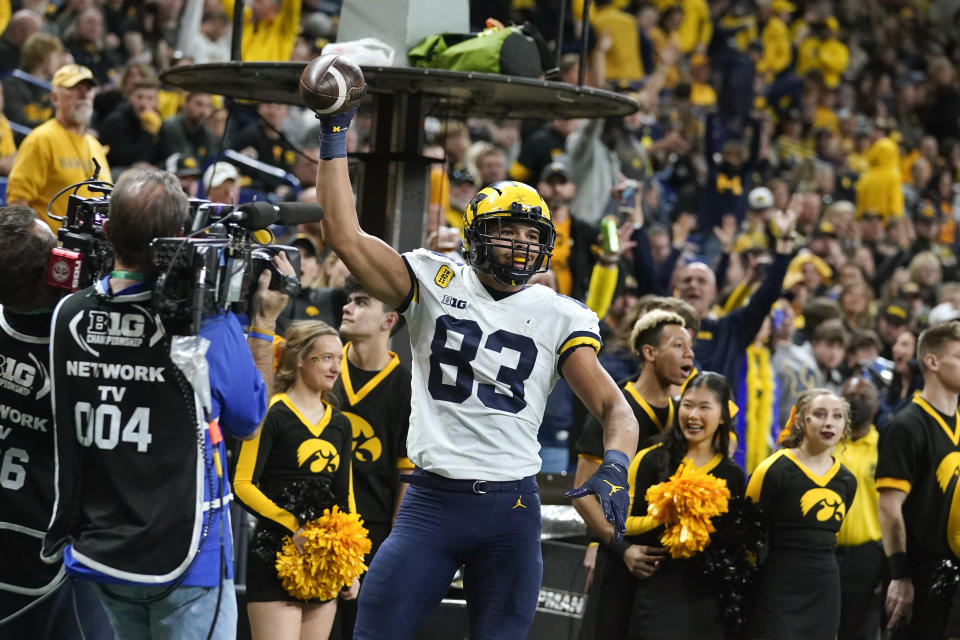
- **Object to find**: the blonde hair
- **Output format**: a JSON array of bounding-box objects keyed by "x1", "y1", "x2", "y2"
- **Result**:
[
  {"x1": 629, "y1": 309, "x2": 685, "y2": 358},
  {"x1": 780, "y1": 388, "x2": 851, "y2": 449},
  {"x1": 274, "y1": 321, "x2": 341, "y2": 394}
]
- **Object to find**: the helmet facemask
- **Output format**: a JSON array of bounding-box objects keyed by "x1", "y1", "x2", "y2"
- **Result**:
[{"x1": 463, "y1": 181, "x2": 556, "y2": 287}]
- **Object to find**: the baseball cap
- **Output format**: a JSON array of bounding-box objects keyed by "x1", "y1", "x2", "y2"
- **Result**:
[
  {"x1": 540, "y1": 160, "x2": 571, "y2": 183},
  {"x1": 203, "y1": 162, "x2": 239, "y2": 189},
  {"x1": 448, "y1": 164, "x2": 475, "y2": 185},
  {"x1": 290, "y1": 233, "x2": 319, "y2": 259},
  {"x1": 165, "y1": 153, "x2": 202, "y2": 177},
  {"x1": 748, "y1": 186, "x2": 774, "y2": 211},
  {"x1": 915, "y1": 200, "x2": 941, "y2": 222},
  {"x1": 813, "y1": 220, "x2": 837, "y2": 238},
  {"x1": 881, "y1": 303, "x2": 910, "y2": 326},
  {"x1": 52, "y1": 64, "x2": 97, "y2": 89}
]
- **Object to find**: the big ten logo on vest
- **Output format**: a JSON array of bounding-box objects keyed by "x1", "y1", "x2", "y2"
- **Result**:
[
  {"x1": 343, "y1": 412, "x2": 382, "y2": 463},
  {"x1": 70, "y1": 307, "x2": 162, "y2": 356},
  {"x1": 0, "y1": 352, "x2": 49, "y2": 400},
  {"x1": 297, "y1": 438, "x2": 340, "y2": 473}
]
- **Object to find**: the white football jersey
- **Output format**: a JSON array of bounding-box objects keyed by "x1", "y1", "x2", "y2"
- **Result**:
[{"x1": 400, "y1": 249, "x2": 601, "y2": 480}]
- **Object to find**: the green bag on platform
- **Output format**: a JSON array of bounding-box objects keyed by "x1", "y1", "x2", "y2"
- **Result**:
[{"x1": 408, "y1": 26, "x2": 543, "y2": 78}]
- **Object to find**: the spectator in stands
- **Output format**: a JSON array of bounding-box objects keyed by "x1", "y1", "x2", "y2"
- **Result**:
[
  {"x1": 6, "y1": 64, "x2": 111, "y2": 230},
  {"x1": 93, "y1": 61, "x2": 158, "y2": 124},
  {"x1": 756, "y1": 0, "x2": 793, "y2": 81},
  {"x1": 222, "y1": 0, "x2": 301, "y2": 62},
  {"x1": 468, "y1": 141, "x2": 508, "y2": 187},
  {"x1": 165, "y1": 152, "x2": 202, "y2": 197},
  {"x1": 3, "y1": 33, "x2": 65, "y2": 133},
  {"x1": 0, "y1": 83, "x2": 17, "y2": 175},
  {"x1": 234, "y1": 102, "x2": 297, "y2": 179},
  {"x1": 0, "y1": 9, "x2": 44, "y2": 73},
  {"x1": 99, "y1": 79, "x2": 160, "y2": 170},
  {"x1": 807, "y1": 318, "x2": 848, "y2": 392},
  {"x1": 203, "y1": 161, "x2": 240, "y2": 203},
  {"x1": 177, "y1": 0, "x2": 231, "y2": 64},
  {"x1": 855, "y1": 135, "x2": 903, "y2": 222},
  {"x1": 538, "y1": 160, "x2": 599, "y2": 300},
  {"x1": 64, "y1": 7, "x2": 118, "y2": 85},
  {"x1": 771, "y1": 297, "x2": 821, "y2": 431},
  {"x1": 509, "y1": 117, "x2": 579, "y2": 185},
  {"x1": 590, "y1": 0, "x2": 644, "y2": 85},
  {"x1": 155, "y1": 91, "x2": 216, "y2": 164}
]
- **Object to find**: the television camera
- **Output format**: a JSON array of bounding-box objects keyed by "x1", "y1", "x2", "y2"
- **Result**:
[{"x1": 44, "y1": 167, "x2": 323, "y2": 334}]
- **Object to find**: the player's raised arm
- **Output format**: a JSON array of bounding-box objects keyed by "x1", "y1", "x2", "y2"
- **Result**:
[{"x1": 306, "y1": 59, "x2": 411, "y2": 310}]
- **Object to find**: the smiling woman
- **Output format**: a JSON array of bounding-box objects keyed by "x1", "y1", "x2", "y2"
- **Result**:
[
  {"x1": 746, "y1": 389, "x2": 858, "y2": 640},
  {"x1": 233, "y1": 321, "x2": 361, "y2": 640}
]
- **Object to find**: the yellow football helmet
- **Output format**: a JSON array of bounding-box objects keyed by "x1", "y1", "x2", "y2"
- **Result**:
[{"x1": 462, "y1": 181, "x2": 555, "y2": 287}]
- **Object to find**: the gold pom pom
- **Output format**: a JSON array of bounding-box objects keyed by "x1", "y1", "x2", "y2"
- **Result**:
[
  {"x1": 275, "y1": 506, "x2": 372, "y2": 601},
  {"x1": 645, "y1": 463, "x2": 730, "y2": 559}
]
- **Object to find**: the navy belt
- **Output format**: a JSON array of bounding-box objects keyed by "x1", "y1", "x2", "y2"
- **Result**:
[{"x1": 403, "y1": 468, "x2": 538, "y2": 495}]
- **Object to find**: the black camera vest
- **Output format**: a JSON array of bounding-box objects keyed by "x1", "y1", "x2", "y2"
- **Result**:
[
  {"x1": 43, "y1": 282, "x2": 206, "y2": 582},
  {"x1": 0, "y1": 308, "x2": 63, "y2": 608}
]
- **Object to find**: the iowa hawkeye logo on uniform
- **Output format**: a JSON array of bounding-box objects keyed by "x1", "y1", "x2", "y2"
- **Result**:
[
  {"x1": 800, "y1": 488, "x2": 846, "y2": 522},
  {"x1": 297, "y1": 439, "x2": 340, "y2": 473},
  {"x1": 937, "y1": 452, "x2": 960, "y2": 493},
  {"x1": 343, "y1": 411, "x2": 383, "y2": 462},
  {"x1": 434, "y1": 265, "x2": 455, "y2": 288}
]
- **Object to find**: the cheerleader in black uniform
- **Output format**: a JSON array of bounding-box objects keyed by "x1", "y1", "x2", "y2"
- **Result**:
[
  {"x1": 624, "y1": 371, "x2": 746, "y2": 640},
  {"x1": 747, "y1": 389, "x2": 858, "y2": 640},
  {"x1": 234, "y1": 321, "x2": 359, "y2": 640}
]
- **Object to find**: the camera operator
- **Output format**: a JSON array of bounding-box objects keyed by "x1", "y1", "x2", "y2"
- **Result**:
[
  {"x1": 40, "y1": 168, "x2": 294, "y2": 639},
  {"x1": 0, "y1": 206, "x2": 114, "y2": 638}
]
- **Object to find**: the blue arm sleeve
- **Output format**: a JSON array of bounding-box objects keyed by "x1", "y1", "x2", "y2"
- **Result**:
[
  {"x1": 655, "y1": 247, "x2": 683, "y2": 295},
  {"x1": 200, "y1": 312, "x2": 267, "y2": 439},
  {"x1": 715, "y1": 251, "x2": 731, "y2": 290},
  {"x1": 630, "y1": 227, "x2": 658, "y2": 296},
  {"x1": 721, "y1": 251, "x2": 791, "y2": 349}
]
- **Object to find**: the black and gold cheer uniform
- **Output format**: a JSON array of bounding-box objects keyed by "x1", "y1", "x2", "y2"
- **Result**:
[
  {"x1": 331, "y1": 344, "x2": 413, "y2": 556},
  {"x1": 580, "y1": 443, "x2": 745, "y2": 640},
  {"x1": 877, "y1": 397, "x2": 960, "y2": 640},
  {"x1": 747, "y1": 449, "x2": 857, "y2": 640},
  {"x1": 577, "y1": 386, "x2": 672, "y2": 640},
  {"x1": 234, "y1": 394, "x2": 355, "y2": 603},
  {"x1": 577, "y1": 381, "x2": 674, "y2": 462},
  {"x1": 626, "y1": 445, "x2": 746, "y2": 640}
]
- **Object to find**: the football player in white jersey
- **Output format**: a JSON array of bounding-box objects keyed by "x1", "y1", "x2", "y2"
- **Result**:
[{"x1": 314, "y1": 108, "x2": 638, "y2": 640}]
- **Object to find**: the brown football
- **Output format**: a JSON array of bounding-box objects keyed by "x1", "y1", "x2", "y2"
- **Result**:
[{"x1": 298, "y1": 54, "x2": 367, "y2": 116}]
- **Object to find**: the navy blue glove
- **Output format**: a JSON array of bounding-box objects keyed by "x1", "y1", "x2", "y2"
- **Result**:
[
  {"x1": 565, "y1": 450, "x2": 630, "y2": 534},
  {"x1": 317, "y1": 108, "x2": 356, "y2": 160}
]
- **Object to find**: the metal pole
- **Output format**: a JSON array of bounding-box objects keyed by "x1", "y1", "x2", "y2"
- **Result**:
[
  {"x1": 554, "y1": 0, "x2": 567, "y2": 75},
  {"x1": 577, "y1": 0, "x2": 592, "y2": 87},
  {"x1": 230, "y1": 0, "x2": 244, "y2": 61}
]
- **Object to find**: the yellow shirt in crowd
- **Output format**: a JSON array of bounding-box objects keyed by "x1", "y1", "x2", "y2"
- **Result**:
[
  {"x1": 591, "y1": 4, "x2": 645, "y2": 83},
  {"x1": 836, "y1": 426, "x2": 882, "y2": 546},
  {"x1": 6, "y1": 119, "x2": 112, "y2": 231},
  {"x1": 221, "y1": 0, "x2": 300, "y2": 62},
  {"x1": 0, "y1": 113, "x2": 15, "y2": 160}
]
